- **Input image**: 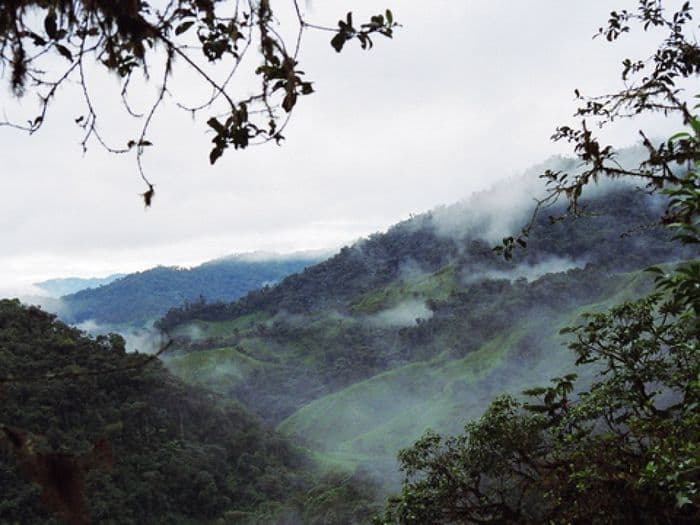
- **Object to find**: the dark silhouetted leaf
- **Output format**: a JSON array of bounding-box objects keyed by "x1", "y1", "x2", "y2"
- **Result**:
[
  {"x1": 207, "y1": 118, "x2": 227, "y2": 135},
  {"x1": 55, "y1": 44, "x2": 72, "y2": 61},
  {"x1": 175, "y1": 21, "x2": 195, "y2": 36},
  {"x1": 141, "y1": 184, "x2": 155, "y2": 207},
  {"x1": 44, "y1": 11, "x2": 57, "y2": 40},
  {"x1": 331, "y1": 32, "x2": 347, "y2": 53},
  {"x1": 209, "y1": 146, "x2": 224, "y2": 165}
]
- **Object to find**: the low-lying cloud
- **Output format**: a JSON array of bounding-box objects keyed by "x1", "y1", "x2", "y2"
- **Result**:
[
  {"x1": 75, "y1": 319, "x2": 165, "y2": 354},
  {"x1": 367, "y1": 300, "x2": 433, "y2": 328},
  {"x1": 464, "y1": 256, "x2": 585, "y2": 285},
  {"x1": 428, "y1": 146, "x2": 656, "y2": 245}
]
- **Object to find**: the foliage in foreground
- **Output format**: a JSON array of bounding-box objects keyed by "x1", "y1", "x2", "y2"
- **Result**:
[
  {"x1": 0, "y1": 1, "x2": 397, "y2": 202},
  {"x1": 380, "y1": 176, "x2": 700, "y2": 524},
  {"x1": 378, "y1": 288, "x2": 699, "y2": 523}
]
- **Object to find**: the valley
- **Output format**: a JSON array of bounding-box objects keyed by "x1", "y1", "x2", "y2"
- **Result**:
[{"x1": 1, "y1": 178, "x2": 694, "y2": 524}]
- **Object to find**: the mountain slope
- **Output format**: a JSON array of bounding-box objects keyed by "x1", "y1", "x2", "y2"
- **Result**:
[
  {"x1": 0, "y1": 299, "x2": 380, "y2": 524},
  {"x1": 159, "y1": 186, "x2": 689, "y2": 482},
  {"x1": 60, "y1": 253, "x2": 321, "y2": 326},
  {"x1": 34, "y1": 274, "x2": 126, "y2": 297},
  {"x1": 158, "y1": 187, "x2": 678, "y2": 331},
  {"x1": 277, "y1": 268, "x2": 653, "y2": 476}
]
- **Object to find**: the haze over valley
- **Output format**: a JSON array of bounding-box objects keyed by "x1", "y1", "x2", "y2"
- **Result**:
[
  {"x1": 2, "y1": 1, "x2": 699, "y2": 523},
  {"x1": 4, "y1": 153, "x2": 695, "y2": 522}
]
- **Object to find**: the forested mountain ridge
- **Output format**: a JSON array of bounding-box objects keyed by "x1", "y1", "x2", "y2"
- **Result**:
[
  {"x1": 157, "y1": 185, "x2": 691, "y2": 484},
  {"x1": 0, "y1": 299, "x2": 379, "y2": 524},
  {"x1": 158, "y1": 186, "x2": 679, "y2": 331},
  {"x1": 60, "y1": 254, "x2": 321, "y2": 326}
]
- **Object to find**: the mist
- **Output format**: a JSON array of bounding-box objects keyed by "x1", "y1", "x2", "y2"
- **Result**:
[
  {"x1": 0, "y1": 292, "x2": 162, "y2": 354},
  {"x1": 173, "y1": 322, "x2": 205, "y2": 341},
  {"x1": 75, "y1": 319, "x2": 166, "y2": 354},
  {"x1": 366, "y1": 300, "x2": 433, "y2": 328},
  {"x1": 428, "y1": 145, "x2": 657, "y2": 245},
  {"x1": 463, "y1": 256, "x2": 585, "y2": 285},
  {"x1": 2, "y1": 1, "x2": 692, "y2": 521}
]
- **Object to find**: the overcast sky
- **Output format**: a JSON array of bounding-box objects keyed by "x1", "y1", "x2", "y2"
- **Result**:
[{"x1": 0, "y1": 0, "x2": 687, "y2": 294}]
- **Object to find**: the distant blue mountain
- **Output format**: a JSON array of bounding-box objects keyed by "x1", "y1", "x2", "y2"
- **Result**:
[
  {"x1": 34, "y1": 274, "x2": 126, "y2": 297},
  {"x1": 59, "y1": 253, "x2": 322, "y2": 326}
]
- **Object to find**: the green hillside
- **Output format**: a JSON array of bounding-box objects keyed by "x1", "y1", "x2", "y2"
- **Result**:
[
  {"x1": 278, "y1": 268, "x2": 653, "y2": 472},
  {"x1": 159, "y1": 187, "x2": 680, "y2": 491},
  {"x1": 158, "y1": 188, "x2": 681, "y2": 332},
  {"x1": 0, "y1": 300, "x2": 379, "y2": 525}
]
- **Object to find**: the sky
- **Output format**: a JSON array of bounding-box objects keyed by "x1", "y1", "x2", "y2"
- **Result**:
[{"x1": 0, "y1": 0, "x2": 688, "y2": 294}]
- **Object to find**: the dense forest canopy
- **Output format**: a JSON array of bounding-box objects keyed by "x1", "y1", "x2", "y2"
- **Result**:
[
  {"x1": 59, "y1": 254, "x2": 320, "y2": 326},
  {"x1": 155, "y1": 185, "x2": 686, "y2": 463},
  {"x1": 5, "y1": 173, "x2": 688, "y2": 524},
  {"x1": 0, "y1": 299, "x2": 383, "y2": 524}
]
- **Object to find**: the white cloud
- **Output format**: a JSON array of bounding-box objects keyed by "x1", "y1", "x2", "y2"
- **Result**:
[{"x1": 0, "y1": 1, "x2": 684, "y2": 288}]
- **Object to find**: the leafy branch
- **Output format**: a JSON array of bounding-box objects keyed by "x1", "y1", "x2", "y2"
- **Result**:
[
  {"x1": 496, "y1": 0, "x2": 700, "y2": 259},
  {"x1": 0, "y1": 1, "x2": 399, "y2": 205}
]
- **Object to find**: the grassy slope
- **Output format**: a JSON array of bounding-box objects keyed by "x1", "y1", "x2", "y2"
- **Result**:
[
  {"x1": 276, "y1": 269, "x2": 653, "y2": 473},
  {"x1": 165, "y1": 264, "x2": 655, "y2": 486},
  {"x1": 170, "y1": 312, "x2": 271, "y2": 339},
  {"x1": 165, "y1": 265, "x2": 462, "y2": 387},
  {"x1": 349, "y1": 265, "x2": 458, "y2": 314},
  {"x1": 166, "y1": 345, "x2": 270, "y2": 390},
  {"x1": 279, "y1": 331, "x2": 521, "y2": 452}
]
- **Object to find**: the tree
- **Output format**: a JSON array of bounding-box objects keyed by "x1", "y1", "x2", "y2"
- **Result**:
[
  {"x1": 496, "y1": 0, "x2": 699, "y2": 259},
  {"x1": 379, "y1": 1, "x2": 700, "y2": 523},
  {"x1": 0, "y1": 1, "x2": 397, "y2": 204}
]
